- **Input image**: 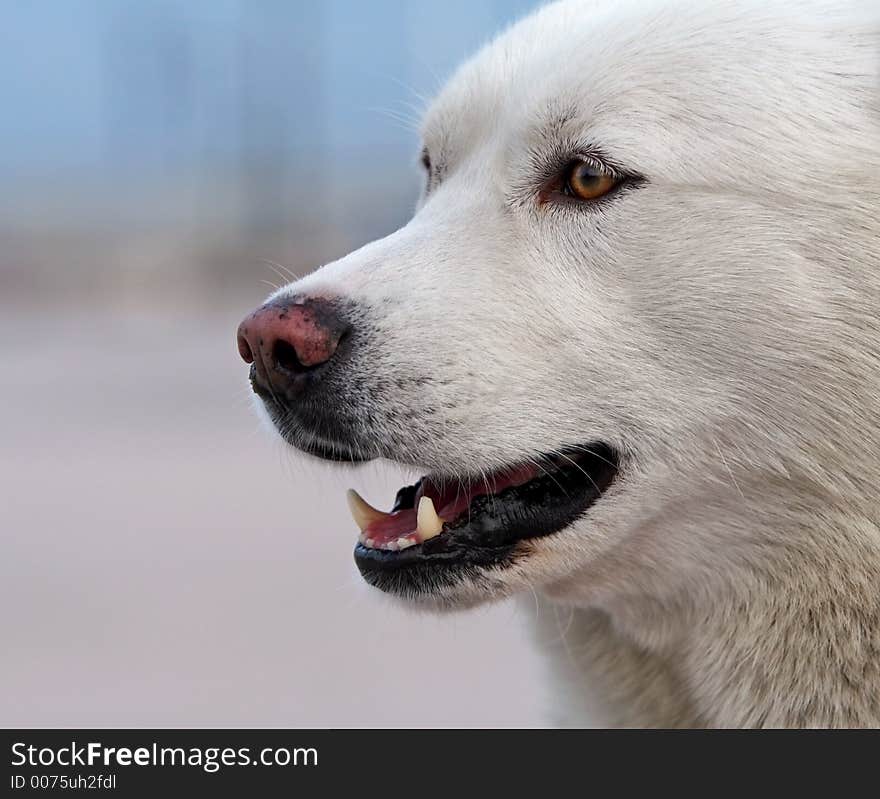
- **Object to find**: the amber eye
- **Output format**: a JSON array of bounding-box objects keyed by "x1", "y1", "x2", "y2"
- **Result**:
[{"x1": 563, "y1": 160, "x2": 617, "y2": 201}]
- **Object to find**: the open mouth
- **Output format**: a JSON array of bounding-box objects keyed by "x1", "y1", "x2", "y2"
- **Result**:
[{"x1": 351, "y1": 443, "x2": 619, "y2": 589}]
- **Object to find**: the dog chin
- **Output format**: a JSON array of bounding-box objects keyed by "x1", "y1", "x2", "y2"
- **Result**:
[{"x1": 362, "y1": 562, "x2": 522, "y2": 612}]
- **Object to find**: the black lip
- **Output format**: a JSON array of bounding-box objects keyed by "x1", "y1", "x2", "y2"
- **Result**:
[
  {"x1": 355, "y1": 443, "x2": 618, "y2": 594},
  {"x1": 251, "y1": 366, "x2": 373, "y2": 463}
]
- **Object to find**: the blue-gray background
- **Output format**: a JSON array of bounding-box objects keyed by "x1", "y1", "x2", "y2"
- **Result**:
[
  {"x1": 2, "y1": 0, "x2": 535, "y2": 300},
  {"x1": 1, "y1": 1, "x2": 550, "y2": 727}
]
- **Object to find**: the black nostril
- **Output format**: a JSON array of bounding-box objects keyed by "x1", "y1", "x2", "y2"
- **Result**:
[
  {"x1": 237, "y1": 333, "x2": 254, "y2": 364},
  {"x1": 239, "y1": 296, "x2": 350, "y2": 395},
  {"x1": 273, "y1": 339, "x2": 304, "y2": 374}
]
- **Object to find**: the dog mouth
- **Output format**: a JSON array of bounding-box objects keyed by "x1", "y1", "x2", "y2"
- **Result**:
[{"x1": 351, "y1": 443, "x2": 619, "y2": 588}]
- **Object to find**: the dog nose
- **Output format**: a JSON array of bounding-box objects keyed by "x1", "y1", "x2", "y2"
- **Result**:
[{"x1": 237, "y1": 297, "x2": 350, "y2": 396}]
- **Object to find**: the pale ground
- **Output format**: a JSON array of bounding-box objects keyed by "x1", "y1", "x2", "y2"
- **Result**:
[{"x1": 0, "y1": 304, "x2": 547, "y2": 727}]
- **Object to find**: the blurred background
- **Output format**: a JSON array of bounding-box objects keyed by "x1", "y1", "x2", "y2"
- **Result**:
[{"x1": 0, "y1": 0, "x2": 551, "y2": 726}]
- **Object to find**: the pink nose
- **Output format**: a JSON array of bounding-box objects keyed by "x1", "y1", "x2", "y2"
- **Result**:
[{"x1": 237, "y1": 297, "x2": 350, "y2": 395}]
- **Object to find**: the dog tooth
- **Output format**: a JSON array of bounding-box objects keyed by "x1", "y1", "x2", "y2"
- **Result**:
[
  {"x1": 416, "y1": 496, "x2": 444, "y2": 541},
  {"x1": 346, "y1": 489, "x2": 388, "y2": 532},
  {"x1": 384, "y1": 540, "x2": 400, "y2": 551},
  {"x1": 397, "y1": 536, "x2": 416, "y2": 550}
]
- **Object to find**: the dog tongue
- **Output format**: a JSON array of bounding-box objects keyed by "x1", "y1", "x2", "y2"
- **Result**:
[
  {"x1": 347, "y1": 495, "x2": 443, "y2": 550},
  {"x1": 361, "y1": 507, "x2": 419, "y2": 544},
  {"x1": 347, "y1": 463, "x2": 541, "y2": 551}
]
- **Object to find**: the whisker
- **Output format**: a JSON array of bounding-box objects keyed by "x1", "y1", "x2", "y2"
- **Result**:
[
  {"x1": 527, "y1": 454, "x2": 572, "y2": 500},
  {"x1": 260, "y1": 258, "x2": 297, "y2": 283},
  {"x1": 552, "y1": 450, "x2": 603, "y2": 497},
  {"x1": 368, "y1": 106, "x2": 422, "y2": 133},
  {"x1": 713, "y1": 437, "x2": 746, "y2": 501},
  {"x1": 561, "y1": 443, "x2": 620, "y2": 472}
]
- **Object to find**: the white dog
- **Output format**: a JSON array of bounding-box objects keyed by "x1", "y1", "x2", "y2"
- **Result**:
[{"x1": 237, "y1": 0, "x2": 880, "y2": 727}]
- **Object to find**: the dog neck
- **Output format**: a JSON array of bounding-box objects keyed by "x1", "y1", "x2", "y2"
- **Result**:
[{"x1": 535, "y1": 476, "x2": 880, "y2": 726}]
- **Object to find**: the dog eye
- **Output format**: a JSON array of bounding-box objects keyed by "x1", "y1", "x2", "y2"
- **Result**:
[
  {"x1": 420, "y1": 149, "x2": 431, "y2": 173},
  {"x1": 562, "y1": 159, "x2": 617, "y2": 201}
]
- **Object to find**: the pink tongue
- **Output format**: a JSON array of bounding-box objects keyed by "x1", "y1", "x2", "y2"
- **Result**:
[
  {"x1": 364, "y1": 509, "x2": 418, "y2": 545},
  {"x1": 362, "y1": 463, "x2": 541, "y2": 545}
]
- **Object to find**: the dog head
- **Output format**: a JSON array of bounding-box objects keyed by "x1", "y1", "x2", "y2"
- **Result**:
[{"x1": 238, "y1": 0, "x2": 880, "y2": 609}]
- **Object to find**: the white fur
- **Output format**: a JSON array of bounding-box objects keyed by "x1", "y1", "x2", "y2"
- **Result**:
[{"x1": 269, "y1": 0, "x2": 880, "y2": 727}]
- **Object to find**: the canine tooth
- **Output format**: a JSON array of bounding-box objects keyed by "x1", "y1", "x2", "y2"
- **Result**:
[
  {"x1": 416, "y1": 496, "x2": 444, "y2": 541},
  {"x1": 346, "y1": 489, "x2": 387, "y2": 532}
]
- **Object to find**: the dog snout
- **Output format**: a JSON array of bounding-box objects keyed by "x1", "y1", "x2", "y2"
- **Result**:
[{"x1": 237, "y1": 296, "x2": 350, "y2": 398}]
